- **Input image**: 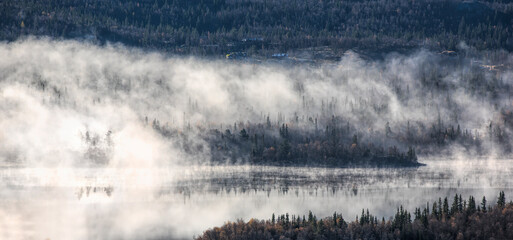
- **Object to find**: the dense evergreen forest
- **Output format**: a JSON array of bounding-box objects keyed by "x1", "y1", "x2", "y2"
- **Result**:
[
  {"x1": 146, "y1": 113, "x2": 422, "y2": 167},
  {"x1": 196, "y1": 191, "x2": 513, "y2": 240},
  {"x1": 2, "y1": 0, "x2": 513, "y2": 55}
]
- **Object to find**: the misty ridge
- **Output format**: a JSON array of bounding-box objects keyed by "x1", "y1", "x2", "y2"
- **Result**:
[{"x1": 1, "y1": 38, "x2": 513, "y2": 168}]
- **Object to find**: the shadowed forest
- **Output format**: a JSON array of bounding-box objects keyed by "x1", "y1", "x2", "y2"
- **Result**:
[
  {"x1": 197, "y1": 191, "x2": 513, "y2": 240},
  {"x1": 2, "y1": 0, "x2": 513, "y2": 55}
]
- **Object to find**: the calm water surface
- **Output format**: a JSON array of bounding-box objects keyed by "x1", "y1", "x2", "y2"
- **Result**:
[{"x1": 1, "y1": 158, "x2": 512, "y2": 239}]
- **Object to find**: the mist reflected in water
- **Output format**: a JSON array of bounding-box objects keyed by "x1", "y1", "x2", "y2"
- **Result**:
[{"x1": 1, "y1": 158, "x2": 512, "y2": 239}]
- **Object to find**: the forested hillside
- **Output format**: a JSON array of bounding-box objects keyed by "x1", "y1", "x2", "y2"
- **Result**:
[
  {"x1": 2, "y1": 0, "x2": 513, "y2": 55},
  {"x1": 197, "y1": 192, "x2": 513, "y2": 240}
]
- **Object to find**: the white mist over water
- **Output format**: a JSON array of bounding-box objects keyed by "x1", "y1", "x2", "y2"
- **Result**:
[{"x1": 1, "y1": 38, "x2": 513, "y2": 239}]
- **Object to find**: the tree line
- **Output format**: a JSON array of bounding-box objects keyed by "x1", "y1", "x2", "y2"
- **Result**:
[
  {"x1": 196, "y1": 191, "x2": 513, "y2": 240},
  {"x1": 2, "y1": 0, "x2": 513, "y2": 55}
]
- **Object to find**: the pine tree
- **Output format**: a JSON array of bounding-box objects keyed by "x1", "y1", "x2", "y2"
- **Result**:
[
  {"x1": 451, "y1": 194, "x2": 459, "y2": 215},
  {"x1": 443, "y1": 197, "x2": 449, "y2": 218},
  {"x1": 458, "y1": 194, "x2": 463, "y2": 212},
  {"x1": 432, "y1": 202, "x2": 439, "y2": 219},
  {"x1": 438, "y1": 198, "x2": 443, "y2": 217},
  {"x1": 497, "y1": 191, "x2": 505, "y2": 208},
  {"x1": 467, "y1": 196, "x2": 476, "y2": 214},
  {"x1": 481, "y1": 196, "x2": 487, "y2": 212}
]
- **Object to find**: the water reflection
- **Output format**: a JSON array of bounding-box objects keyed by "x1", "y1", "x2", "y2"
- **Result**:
[{"x1": 1, "y1": 158, "x2": 512, "y2": 239}]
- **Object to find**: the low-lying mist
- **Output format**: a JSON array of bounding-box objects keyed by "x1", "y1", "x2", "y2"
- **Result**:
[
  {"x1": 1, "y1": 38, "x2": 512, "y2": 167},
  {"x1": 1, "y1": 37, "x2": 513, "y2": 239}
]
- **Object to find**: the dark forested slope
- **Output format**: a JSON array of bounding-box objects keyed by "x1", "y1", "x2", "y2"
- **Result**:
[
  {"x1": 196, "y1": 192, "x2": 513, "y2": 240},
  {"x1": 2, "y1": 0, "x2": 513, "y2": 55}
]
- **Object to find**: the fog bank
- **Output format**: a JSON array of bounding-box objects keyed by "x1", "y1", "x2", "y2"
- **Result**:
[{"x1": 1, "y1": 38, "x2": 513, "y2": 239}]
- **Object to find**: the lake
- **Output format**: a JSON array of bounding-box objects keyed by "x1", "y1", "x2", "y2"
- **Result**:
[{"x1": 1, "y1": 158, "x2": 512, "y2": 239}]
